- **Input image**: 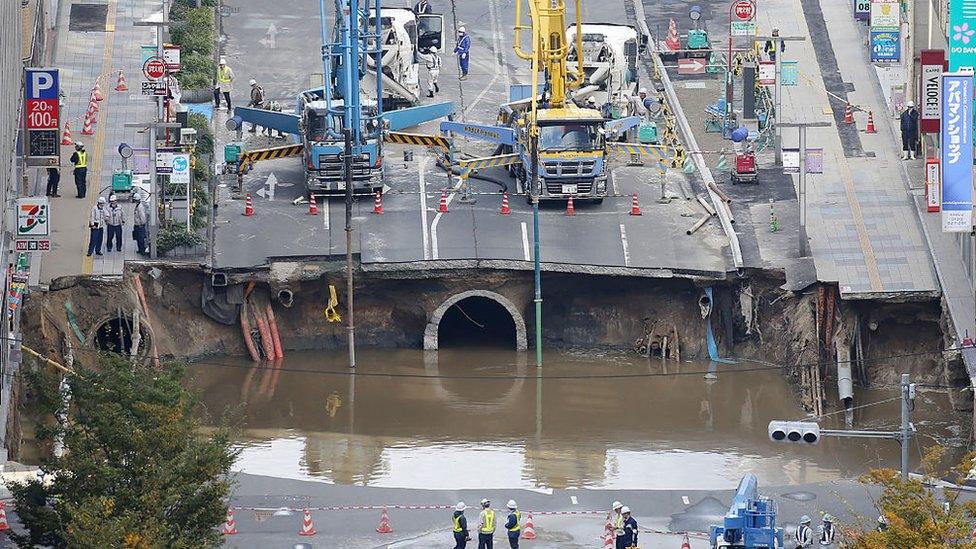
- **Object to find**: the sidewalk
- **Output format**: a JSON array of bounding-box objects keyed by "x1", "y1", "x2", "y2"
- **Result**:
[{"x1": 35, "y1": 0, "x2": 161, "y2": 284}]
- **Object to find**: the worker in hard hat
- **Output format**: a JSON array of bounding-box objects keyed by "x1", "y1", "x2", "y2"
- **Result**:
[
  {"x1": 454, "y1": 26, "x2": 471, "y2": 80},
  {"x1": 87, "y1": 196, "x2": 108, "y2": 257},
  {"x1": 424, "y1": 46, "x2": 442, "y2": 98},
  {"x1": 70, "y1": 142, "x2": 88, "y2": 198},
  {"x1": 876, "y1": 514, "x2": 888, "y2": 532},
  {"x1": 452, "y1": 501, "x2": 470, "y2": 548},
  {"x1": 214, "y1": 57, "x2": 235, "y2": 111},
  {"x1": 503, "y1": 499, "x2": 520, "y2": 548},
  {"x1": 818, "y1": 514, "x2": 835, "y2": 546},
  {"x1": 794, "y1": 515, "x2": 813, "y2": 548},
  {"x1": 132, "y1": 192, "x2": 148, "y2": 256},
  {"x1": 105, "y1": 194, "x2": 126, "y2": 253},
  {"x1": 611, "y1": 501, "x2": 625, "y2": 547},
  {"x1": 477, "y1": 498, "x2": 495, "y2": 548},
  {"x1": 618, "y1": 506, "x2": 638, "y2": 549}
]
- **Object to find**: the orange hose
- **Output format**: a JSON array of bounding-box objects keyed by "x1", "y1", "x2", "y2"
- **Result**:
[
  {"x1": 265, "y1": 303, "x2": 284, "y2": 358},
  {"x1": 132, "y1": 274, "x2": 161, "y2": 369},
  {"x1": 253, "y1": 306, "x2": 275, "y2": 360},
  {"x1": 240, "y1": 302, "x2": 261, "y2": 362}
]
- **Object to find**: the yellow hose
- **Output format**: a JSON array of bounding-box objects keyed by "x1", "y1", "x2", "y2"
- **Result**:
[{"x1": 324, "y1": 284, "x2": 341, "y2": 323}]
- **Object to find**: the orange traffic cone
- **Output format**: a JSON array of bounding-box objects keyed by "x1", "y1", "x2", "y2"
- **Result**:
[
  {"x1": 520, "y1": 512, "x2": 536, "y2": 539},
  {"x1": 602, "y1": 530, "x2": 615, "y2": 549},
  {"x1": 88, "y1": 93, "x2": 99, "y2": 113},
  {"x1": 221, "y1": 508, "x2": 238, "y2": 535},
  {"x1": 843, "y1": 103, "x2": 854, "y2": 125},
  {"x1": 630, "y1": 192, "x2": 643, "y2": 216},
  {"x1": 60, "y1": 122, "x2": 74, "y2": 146},
  {"x1": 681, "y1": 532, "x2": 691, "y2": 549},
  {"x1": 604, "y1": 512, "x2": 613, "y2": 535},
  {"x1": 373, "y1": 191, "x2": 384, "y2": 214},
  {"x1": 666, "y1": 18, "x2": 681, "y2": 51},
  {"x1": 81, "y1": 113, "x2": 95, "y2": 136},
  {"x1": 565, "y1": 195, "x2": 576, "y2": 216},
  {"x1": 243, "y1": 194, "x2": 254, "y2": 216},
  {"x1": 865, "y1": 110, "x2": 876, "y2": 133},
  {"x1": 0, "y1": 502, "x2": 9, "y2": 532},
  {"x1": 500, "y1": 192, "x2": 511, "y2": 215},
  {"x1": 438, "y1": 191, "x2": 449, "y2": 213},
  {"x1": 376, "y1": 506, "x2": 394, "y2": 534},
  {"x1": 298, "y1": 508, "x2": 317, "y2": 536},
  {"x1": 92, "y1": 80, "x2": 104, "y2": 102},
  {"x1": 308, "y1": 194, "x2": 318, "y2": 215},
  {"x1": 115, "y1": 69, "x2": 129, "y2": 92}
]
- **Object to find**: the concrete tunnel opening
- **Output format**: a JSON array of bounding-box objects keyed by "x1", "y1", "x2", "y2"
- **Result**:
[
  {"x1": 93, "y1": 316, "x2": 150, "y2": 356},
  {"x1": 438, "y1": 296, "x2": 517, "y2": 348}
]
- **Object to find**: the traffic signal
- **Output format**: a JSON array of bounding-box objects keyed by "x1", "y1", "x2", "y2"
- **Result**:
[{"x1": 767, "y1": 421, "x2": 820, "y2": 444}]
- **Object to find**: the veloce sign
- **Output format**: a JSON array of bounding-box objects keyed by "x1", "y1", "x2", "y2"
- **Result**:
[{"x1": 919, "y1": 49, "x2": 946, "y2": 133}]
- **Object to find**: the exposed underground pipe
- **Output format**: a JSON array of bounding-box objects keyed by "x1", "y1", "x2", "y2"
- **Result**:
[
  {"x1": 132, "y1": 274, "x2": 161, "y2": 369},
  {"x1": 240, "y1": 302, "x2": 261, "y2": 362},
  {"x1": 252, "y1": 303, "x2": 275, "y2": 360},
  {"x1": 277, "y1": 288, "x2": 294, "y2": 308},
  {"x1": 707, "y1": 181, "x2": 732, "y2": 204},
  {"x1": 265, "y1": 302, "x2": 284, "y2": 359}
]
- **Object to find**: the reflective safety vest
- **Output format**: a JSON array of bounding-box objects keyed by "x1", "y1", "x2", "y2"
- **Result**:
[
  {"x1": 453, "y1": 514, "x2": 464, "y2": 533},
  {"x1": 481, "y1": 509, "x2": 495, "y2": 533},
  {"x1": 75, "y1": 150, "x2": 87, "y2": 168},
  {"x1": 614, "y1": 513, "x2": 624, "y2": 535},
  {"x1": 217, "y1": 66, "x2": 233, "y2": 84},
  {"x1": 508, "y1": 510, "x2": 521, "y2": 532},
  {"x1": 820, "y1": 523, "x2": 834, "y2": 545},
  {"x1": 795, "y1": 524, "x2": 812, "y2": 546}
]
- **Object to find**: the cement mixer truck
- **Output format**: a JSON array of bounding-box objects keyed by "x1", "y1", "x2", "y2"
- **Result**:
[
  {"x1": 366, "y1": 7, "x2": 444, "y2": 109},
  {"x1": 566, "y1": 23, "x2": 647, "y2": 119}
]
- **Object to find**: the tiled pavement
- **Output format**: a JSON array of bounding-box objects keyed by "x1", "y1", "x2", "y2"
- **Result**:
[{"x1": 36, "y1": 0, "x2": 161, "y2": 283}]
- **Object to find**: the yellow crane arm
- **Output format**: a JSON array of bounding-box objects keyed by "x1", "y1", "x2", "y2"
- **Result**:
[{"x1": 513, "y1": 0, "x2": 584, "y2": 109}]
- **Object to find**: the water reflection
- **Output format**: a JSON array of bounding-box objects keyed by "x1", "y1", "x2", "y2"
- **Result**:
[{"x1": 188, "y1": 348, "x2": 967, "y2": 490}]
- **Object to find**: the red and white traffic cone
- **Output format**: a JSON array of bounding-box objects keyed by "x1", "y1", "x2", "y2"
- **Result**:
[
  {"x1": 602, "y1": 530, "x2": 615, "y2": 549},
  {"x1": 520, "y1": 512, "x2": 536, "y2": 540},
  {"x1": 843, "y1": 102, "x2": 854, "y2": 125},
  {"x1": 221, "y1": 508, "x2": 238, "y2": 535},
  {"x1": 115, "y1": 69, "x2": 129, "y2": 92},
  {"x1": 243, "y1": 194, "x2": 254, "y2": 216},
  {"x1": 373, "y1": 190, "x2": 384, "y2": 214},
  {"x1": 681, "y1": 532, "x2": 691, "y2": 549},
  {"x1": 865, "y1": 110, "x2": 876, "y2": 133},
  {"x1": 308, "y1": 194, "x2": 318, "y2": 215},
  {"x1": 60, "y1": 122, "x2": 74, "y2": 146},
  {"x1": 298, "y1": 508, "x2": 317, "y2": 536},
  {"x1": 438, "y1": 191, "x2": 449, "y2": 213},
  {"x1": 81, "y1": 113, "x2": 95, "y2": 136},
  {"x1": 88, "y1": 93, "x2": 99, "y2": 114},
  {"x1": 499, "y1": 192, "x2": 511, "y2": 215},
  {"x1": 376, "y1": 506, "x2": 394, "y2": 534},
  {"x1": 630, "y1": 192, "x2": 643, "y2": 216},
  {"x1": 0, "y1": 502, "x2": 10, "y2": 532},
  {"x1": 92, "y1": 80, "x2": 104, "y2": 101},
  {"x1": 565, "y1": 195, "x2": 576, "y2": 216},
  {"x1": 666, "y1": 18, "x2": 681, "y2": 51}
]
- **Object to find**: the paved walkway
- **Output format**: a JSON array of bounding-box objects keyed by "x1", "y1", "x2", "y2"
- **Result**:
[
  {"x1": 758, "y1": 0, "x2": 940, "y2": 299},
  {"x1": 35, "y1": 0, "x2": 160, "y2": 283}
]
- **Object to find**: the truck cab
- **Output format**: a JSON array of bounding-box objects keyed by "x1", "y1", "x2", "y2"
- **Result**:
[{"x1": 301, "y1": 98, "x2": 382, "y2": 195}]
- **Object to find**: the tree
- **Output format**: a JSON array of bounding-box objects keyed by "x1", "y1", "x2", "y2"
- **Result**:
[
  {"x1": 10, "y1": 357, "x2": 238, "y2": 548},
  {"x1": 844, "y1": 446, "x2": 976, "y2": 548}
]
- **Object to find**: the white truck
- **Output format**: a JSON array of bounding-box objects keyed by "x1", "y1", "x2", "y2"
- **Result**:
[
  {"x1": 366, "y1": 7, "x2": 444, "y2": 109},
  {"x1": 566, "y1": 23, "x2": 648, "y2": 119}
]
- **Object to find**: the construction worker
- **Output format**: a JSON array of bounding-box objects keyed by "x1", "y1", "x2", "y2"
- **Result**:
[
  {"x1": 46, "y1": 166, "x2": 60, "y2": 197},
  {"x1": 477, "y1": 498, "x2": 495, "y2": 549},
  {"x1": 105, "y1": 195, "x2": 126, "y2": 252},
  {"x1": 612, "y1": 501, "x2": 625, "y2": 547},
  {"x1": 215, "y1": 58, "x2": 235, "y2": 111},
  {"x1": 453, "y1": 501, "x2": 471, "y2": 548},
  {"x1": 503, "y1": 500, "x2": 520, "y2": 548},
  {"x1": 764, "y1": 28, "x2": 785, "y2": 62},
  {"x1": 818, "y1": 514, "x2": 835, "y2": 546},
  {"x1": 619, "y1": 506, "x2": 638, "y2": 549},
  {"x1": 132, "y1": 192, "x2": 148, "y2": 256},
  {"x1": 247, "y1": 79, "x2": 265, "y2": 133},
  {"x1": 876, "y1": 514, "x2": 888, "y2": 533},
  {"x1": 585, "y1": 96, "x2": 598, "y2": 110},
  {"x1": 900, "y1": 100, "x2": 919, "y2": 159},
  {"x1": 87, "y1": 197, "x2": 107, "y2": 257},
  {"x1": 413, "y1": 0, "x2": 433, "y2": 14},
  {"x1": 69, "y1": 143, "x2": 88, "y2": 198},
  {"x1": 425, "y1": 46, "x2": 442, "y2": 97},
  {"x1": 794, "y1": 515, "x2": 813, "y2": 548},
  {"x1": 454, "y1": 26, "x2": 471, "y2": 80}
]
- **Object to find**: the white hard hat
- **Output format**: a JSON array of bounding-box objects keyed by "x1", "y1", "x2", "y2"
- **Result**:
[
  {"x1": 507, "y1": 499, "x2": 517, "y2": 509},
  {"x1": 639, "y1": 88, "x2": 648, "y2": 95},
  {"x1": 132, "y1": 192, "x2": 141, "y2": 200},
  {"x1": 480, "y1": 498, "x2": 490, "y2": 507},
  {"x1": 456, "y1": 502, "x2": 466, "y2": 511},
  {"x1": 458, "y1": 26, "x2": 466, "y2": 33},
  {"x1": 219, "y1": 57, "x2": 227, "y2": 65},
  {"x1": 878, "y1": 514, "x2": 888, "y2": 524},
  {"x1": 430, "y1": 46, "x2": 438, "y2": 53},
  {"x1": 109, "y1": 195, "x2": 118, "y2": 202},
  {"x1": 612, "y1": 501, "x2": 623, "y2": 510},
  {"x1": 97, "y1": 197, "x2": 107, "y2": 204},
  {"x1": 621, "y1": 506, "x2": 631, "y2": 514},
  {"x1": 906, "y1": 100, "x2": 915, "y2": 107},
  {"x1": 823, "y1": 514, "x2": 833, "y2": 523},
  {"x1": 800, "y1": 515, "x2": 811, "y2": 524},
  {"x1": 249, "y1": 78, "x2": 257, "y2": 86},
  {"x1": 586, "y1": 97, "x2": 596, "y2": 104}
]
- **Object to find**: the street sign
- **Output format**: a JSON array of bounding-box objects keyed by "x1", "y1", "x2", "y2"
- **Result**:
[
  {"x1": 141, "y1": 80, "x2": 167, "y2": 96},
  {"x1": 24, "y1": 68, "x2": 60, "y2": 163},
  {"x1": 143, "y1": 56, "x2": 166, "y2": 79},
  {"x1": 781, "y1": 61, "x2": 799, "y2": 85},
  {"x1": 16, "y1": 198, "x2": 50, "y2": 237},
  {"x1": 949, "y1": 0, "x2": 976, "y2": 71},
  {"x1": 870, "y1": 0, "x2": 900, "y2": 27},
  {"x1": 170, "y1": 153, "x2": 191, "y2": 184},
  {"x1": 782, "y1": 149, "x2": 823, "y2": 173},
  {"x1": 677, "y1": 58, "x2": 706, "y2": 74},
  {"x1": 733, "y1": 0, "x2": 755, "y2": 20},
  {"x1": 163, "y1": 44, "x2": 181, "y2": 72},
  {"x1": 940, "y1": 72, "x2": 973, "y2": 232},
  {"x1": 854, "y1": 0, "x2": 870, "y2": 20},
  {"x1": 919, "y1": 50, "x2": 945, "y2": 133},
  {"x1": 925, "y1": 158, "x2": 941, "y2": 212},
  {"x1": 730, "y1": 21, "x2": 757, "y2": 36},
  {"x1": 156, "y1": 151, "x2": 174, "y2": 174},
  {"x1": 758, "y1": 61, "x2": 776, "y2": 85},
  {"x1": 15, "y1": 240, "x2": 50, "y2": 252},
  {"x1": 870, "y1": 29, "x2": 901, "y2": 63}
]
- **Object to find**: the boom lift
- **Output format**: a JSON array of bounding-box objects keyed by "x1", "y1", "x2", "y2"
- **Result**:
[{"x1": 709, "y1": 474, "x2": 784, "y2": 549}]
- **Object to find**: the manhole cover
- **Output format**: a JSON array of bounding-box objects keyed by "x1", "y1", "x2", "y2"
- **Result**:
[
  {"x1": 780, "y1": 490, "x2": 817, "y2": 501},
  {"x1": 69, "y1": 3, "x2": 108, "y2": 32}
]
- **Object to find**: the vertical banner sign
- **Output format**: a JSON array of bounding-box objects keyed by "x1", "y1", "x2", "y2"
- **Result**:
[
  {"x1": 949, "y1": 0, "x2": 976, "y2": 71},
  {"x1": 24, "y1": 68, "x2": 61, "y2": 165},
  {"x1": 919, "y1": 50, "x2": 945, "y2": 133},
  {"x1": 926, "y1": 158, "x2": 941, "y2": 212},
  {"x1": 940, "y1": 72, "x2": 973, "y2": 232},
  {"x1": 870, "y1": 29, "x2": 901, "y2": 63}
]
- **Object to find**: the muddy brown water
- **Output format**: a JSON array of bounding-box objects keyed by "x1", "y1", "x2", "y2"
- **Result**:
[{"x1": 186, "y1": 348, "x2": 969, "y2": 490}]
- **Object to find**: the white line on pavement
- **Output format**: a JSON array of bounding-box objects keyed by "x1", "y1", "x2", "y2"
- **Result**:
[
  {"x1": 521, "y1": 222, "x2": 530, "y2": 261},
  {"x1": 611, "y1": 167, "x2": 620, "y2": 196},
  {"x1": 619, "y1": 224, "x2": 630, "y2": 267},
  {"x1": 570, "y1": 495, "x2": 578, "y2": 505},
  {"x1": 322, "y1": 196, "x2": 329, "y2": 231},
  {"x1": 682, "y1": 495, "x2": 690, "y2": 505},
  {"x1": 419, "y1": 156, "x2": 430, "y2": 260}
]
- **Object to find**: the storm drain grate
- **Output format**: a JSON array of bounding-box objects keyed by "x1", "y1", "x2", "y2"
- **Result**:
[{"x1": 69, "y1": 3, "x2": 108, "y2": 32}]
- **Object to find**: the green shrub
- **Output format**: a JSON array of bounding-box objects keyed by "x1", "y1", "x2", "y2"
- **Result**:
[
  {"x1": 169, "y1": 8, "x2": 213, "y2": 57},
  {"x1": 157, "y1": 226, "x2": 204, "y2": 254},
  {"x1": 187, "y1": 113, "x2": 214, "y2": 156}
]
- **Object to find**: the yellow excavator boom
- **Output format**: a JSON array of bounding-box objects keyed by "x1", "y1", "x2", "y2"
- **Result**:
[{"x1": 513, "y1": 0, "x2": 584, "y2": 110}]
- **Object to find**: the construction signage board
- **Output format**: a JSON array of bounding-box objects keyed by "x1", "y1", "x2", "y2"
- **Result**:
[
  {"x1": 949, "y1": 0, "x2": 976, "y2": 71},
  {"x1": 677, "y1": 58, "x2": 706, "y2": 74},
  {"x1": 730, "y1": 21, "x2": 757, "y2": 36},
  {"x1": 870, "y1": 29, "x2": 901, "y2": 63},
  {"x1": 926, "y1": 158, "x2": 941, "y2": 212},
  {"x1": 870, "y1": 0, "x2": 900, "y2": 27},
  {"x1": 24, "y1": 68, "x2": 60, "y2": 163},
  {"x1": 16, "y1": 198, "x2": 50, "y2": 237},
  {"x1": 940, "y1": 72, "x2": 974, "y2": 232},
  {"x1": 854, "y1": 0, "x2": 871, "y2": 20},
  {"x1": 919, "y1": 50, "x2": 945, "y2": 133},
  {"x1": 758, "y1": 61, "x2": 775, "y2": 85}
]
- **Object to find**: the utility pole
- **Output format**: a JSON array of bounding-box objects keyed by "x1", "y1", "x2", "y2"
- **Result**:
[
  {"x1": 753, "y1": 34, "x2": 807, "y2": 164},
  {"x1": 343, "y1": 128, "x2": 356, "y2": 369},
  {"x1": 778, "y1": 120, "x2": 831, "y2": 257},
  {"x1": 531, "y1": 133, "x2": 542, "y2": 368}
]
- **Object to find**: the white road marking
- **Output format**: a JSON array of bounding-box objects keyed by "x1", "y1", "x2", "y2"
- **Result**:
[
  {"x1": 682, "y1": 495, "x2": 690, "y2": 505},
  {"x1": 611, "y1": 168, "x2": 620, "y2": 196},
  {"x1": 619, "y1": 224, "x2": 630, "y2": 267},
  {"x1": 521, "y1": 221, "x2": 530, "y2": 261},
  {"x1": 570, "y1": 495, "x2": 578, "y2": 505},
  {"x1": 322, "y1": 195, "x2": 329, "y2": 230},
  {"x1": 430, "y1": 175, "x2": 461, "y2": 260},
  {"x1": 419, "y1": 156, "x2": 430, "y2": 260}
]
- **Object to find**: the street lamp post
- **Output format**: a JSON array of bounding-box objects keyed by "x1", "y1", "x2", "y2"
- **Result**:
[
  {"x1": 753, "y1": 34, "x2": 807, "y2": 164},
  {"x1": 778, "y1": 120, "x2": 831, "y2": 257}
]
